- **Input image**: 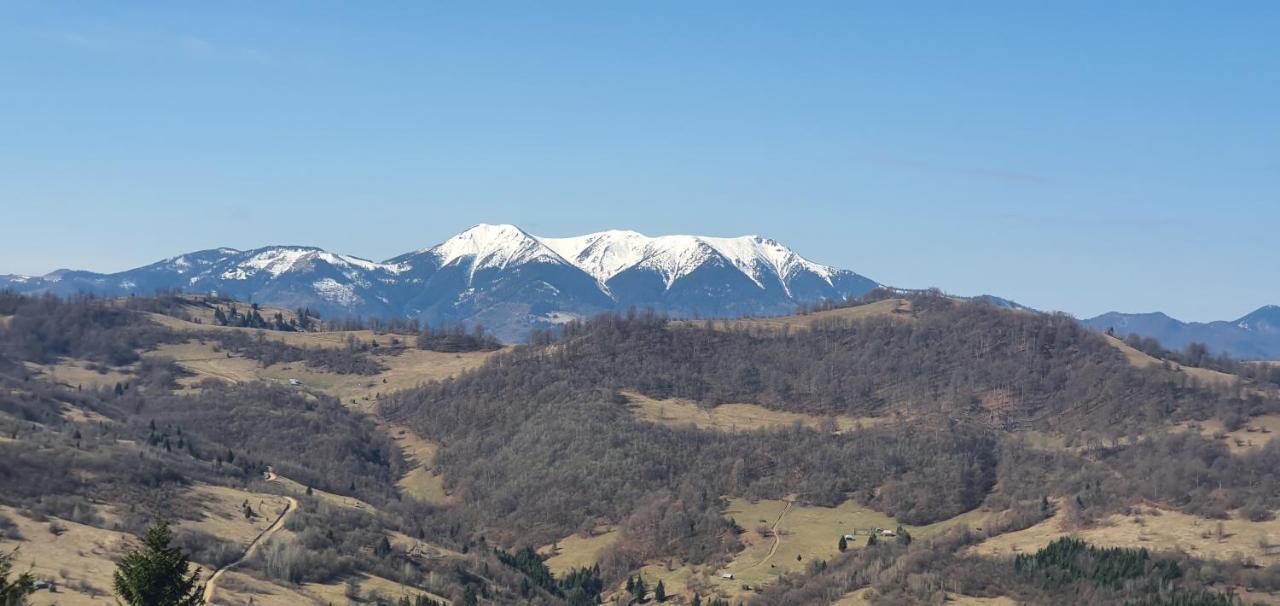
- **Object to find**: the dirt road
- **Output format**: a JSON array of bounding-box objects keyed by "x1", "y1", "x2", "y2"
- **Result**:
[
  {"x1": 738, "y1": 499, "x2": 794, "y2": 573},
  {"x1": 202, "y1": 471, "x2": 298, "y2": 604}
]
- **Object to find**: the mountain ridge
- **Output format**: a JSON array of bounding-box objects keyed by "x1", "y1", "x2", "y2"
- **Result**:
[
  {"x1": 1084, "y1": 306, "x2": 1280, "y2": 360},
  {"x1": 0, "y1": 224, "x2": 880, "y2": 341}
]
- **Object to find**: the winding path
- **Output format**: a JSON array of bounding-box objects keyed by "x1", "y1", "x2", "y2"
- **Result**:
[
  {"x1": 202, "y1": 471, "x2": 298, "y2": 604},
  {"x1": 738, "y1": 499, "x2": 794, "y2": 573}
]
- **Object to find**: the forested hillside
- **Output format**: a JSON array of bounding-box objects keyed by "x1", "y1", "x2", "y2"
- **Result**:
[
  {"x1": 383, "y1": 293, "x2": 1280, "y2": 603},
  {"x1": 5, "y1": 291, "x2": 1280, "y2": 604},
  {"x1": 0, "y1": 292, "x2": 573, "y2": 605}
]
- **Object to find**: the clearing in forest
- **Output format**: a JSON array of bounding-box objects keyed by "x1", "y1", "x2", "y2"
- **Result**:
[
  {"x1": 623, "y1": 391, "x2": 887, "y2": 434},
  {"x1": 971, "y1": 504, "x2": 1280, "y2": 564},
  {"x1": 672, "y1": 298, "x2": 913, "y2": 332},
  {"x1": 540, "y1": 527, "x2": 621, "y2": 576},
  {"x1": 389, "y1": 423, "x2": 452, "y2": 505},
  {"x1": 22, "y1": 358, "x2": 134, "y2": 392},
  {"x1": 147, "y1": 338, "x2": 500, "y2": 408},
  {"x1": 634, "y1": 498, "x2": 998, "y2": 601}
]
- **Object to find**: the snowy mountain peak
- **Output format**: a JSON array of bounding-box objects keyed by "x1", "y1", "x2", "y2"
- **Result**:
[
  {"x1": 0, "y1": 224, "x2": 882, "y2": 342},
  {"x1": 699, "y1": 234, "x2": 836, "y2": 292},
  {"x1": 538, "y1": 230, "x2": 837, "y2": 293},
  {"x1": 1236, "y1": 305, "x2": 1280, "y2": 333},
  {"x1": 539, "y1": 230, "x2": 653, "y2": 286},
  {"x1": 218, "y1": 246, "x2": 404, "y2": 281},
  {"x1": 430, "y1": 224, "x2": 570, "y2": 278},
  {"x1": 151, "y1": 249, "x2": 240, "y2": 274}
]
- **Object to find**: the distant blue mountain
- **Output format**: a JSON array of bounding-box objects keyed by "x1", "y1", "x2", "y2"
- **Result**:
[{"x1": 1084, "y1": 306, "x2": 1280, "y2": 360}]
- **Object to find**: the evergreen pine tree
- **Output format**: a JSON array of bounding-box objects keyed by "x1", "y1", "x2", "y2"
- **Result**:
[
  {"x1": 1, "y1": 548, "x2": 36, "y2": 605},
  {"x1": 631, "y1": 576, "x2": 646, "y2": 600},
  {"x1": 654, "y1": 579, "x2": 666, "y2": 602},
  {"x1": 838, "y1": 535, "x2": 848, "y2": 552},
  {"x1": 112, "y1": 519, "x2": 204, "y2": 606}
]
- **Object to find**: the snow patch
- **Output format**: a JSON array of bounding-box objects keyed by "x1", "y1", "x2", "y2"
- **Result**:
[
  {"x1": 536, "y1": 311, "x2": 580, "y2": 325},
  {"x1": 312, "y1": 278, "x2": 360, "y2": 306},
  {"x1": 221, "y1": 247, "x2": 405, "y2": 281},
  {"x1": 242, "y1": 248, "x2": 317, "y2": 277}
]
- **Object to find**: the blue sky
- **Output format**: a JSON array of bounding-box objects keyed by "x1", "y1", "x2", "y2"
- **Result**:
[{"x1": 1, "y1": 2, "x2": 1276, "y2": 321}]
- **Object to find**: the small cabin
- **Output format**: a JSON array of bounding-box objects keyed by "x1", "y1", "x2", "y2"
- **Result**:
[
  {"x1": 721, "y1": 572, "x2": 734, "y2": 580},
  {"x1": 878, "y1": 529, "x2": 897, "y2": 537},
  {"x1": 843, "y1": 534, "x2": 856, "y2": 541},
  {"x1": 288, "y1": 379, "x2": 302, "y2": 386}
]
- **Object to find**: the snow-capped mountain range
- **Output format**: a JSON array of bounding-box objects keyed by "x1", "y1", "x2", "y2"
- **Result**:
[{"x1": 0, "y1": 224, "x2": 880, "y2": 341}]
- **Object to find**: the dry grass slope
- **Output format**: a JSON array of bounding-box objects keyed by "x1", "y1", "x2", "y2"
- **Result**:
[
  {"x1": 0, "y1": 482, "x2": 298, "y2": 606},
  {"x1": 672, "y1": 298, "x2": 913, "y2": 332},
  {"x1": 1104, "y1": 334, "x2": 1240, "y2": 388},
  {"x1": 22, "y1": 359, "x2": 133, "y2": 392},
  {"x1": 540, "y1": 528, "x2": 621, "y2": 576},
  {"x1": 146, "y1": 338, "x2": 500, "y2": 410},
  {"x1": 1175, "y1": 415, "x2": 1280, "y2": 454},
  {"x1": 624, "y1": 391, "x2": 888, "y2": 434},
  {"x1": 0, "y1": 506, "x2": 132, "y2": 605},
  {"x1": 146, "y1": 312, "x2": 399, "y2": 351},
  {"x1": 182, "y1": 484, "x2": 293, "y2": 549},
  {"x1": 389, "y1": 423, "x2": 452, "y2": 505},
  {"x1": 634, "y1": 498, "x2": 999, "y2": 601},
  {"x1": 971, "y1": 504, "x2": 1280, "y2": 565}
]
